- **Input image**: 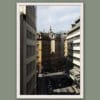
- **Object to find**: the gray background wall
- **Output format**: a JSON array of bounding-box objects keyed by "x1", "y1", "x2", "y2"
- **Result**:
[{"x1": 0, "y1": 0, "x2": 100, "y2": 100}]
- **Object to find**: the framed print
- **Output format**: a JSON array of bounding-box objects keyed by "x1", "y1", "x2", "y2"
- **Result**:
[{"x1": 16, "y1": 2, "x2": 84, "y2": 99}]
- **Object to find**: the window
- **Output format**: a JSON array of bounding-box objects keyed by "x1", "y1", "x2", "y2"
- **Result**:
[
  {"x1": 27, "y1": 30, "x2": 35, "y2": 40},
  {"x1": 73, "y1": 57, "x2": 80, "y2": 61},
  {"x1": 26, "y1": 45, "x2": 35, "y2": 58},
  {"x1": 73, "y1": 50, "x2": 80, "y2": 54}
]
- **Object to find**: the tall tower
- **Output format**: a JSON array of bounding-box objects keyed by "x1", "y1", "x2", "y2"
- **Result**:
[{"x1": 49, "y1": 26, "x2": 55, "y2": 53}]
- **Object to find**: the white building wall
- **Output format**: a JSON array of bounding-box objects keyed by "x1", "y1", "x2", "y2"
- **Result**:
[{"x1": 67, "y1": 18, "x2": 80, "y2": 81}]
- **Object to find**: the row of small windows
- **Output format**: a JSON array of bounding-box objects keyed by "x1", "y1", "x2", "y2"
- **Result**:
[
  {"x1": 67, "y1": 56, "x2": 80, "y2": 62},
  {"x1": 73, "y1": 43, "x2": 80, "y2": 47},
  {"x1": 26, "y1": 60, "x2": 35, "y2": 76},
  {"x1": 68, "y1": 56, "x2": 80, "y2": 61},
  {"x1": 73, "y1": 57, "x2": 80, "y2": 61},
  {"x1": 27, "y1": 30, "x2": 35, "y2": 40},
  {"x1": 73, "y1": 50, "x2": 80, "y2": 54},
  {"x1": 26, "y1": 45, "x2": 35, "y2": 58},
  {"x1": 68, "y1": 50, "x2": 80, "y2": 53},
  {"x1": 68, "y1": 43, "x2": 80, "y2": 49}
]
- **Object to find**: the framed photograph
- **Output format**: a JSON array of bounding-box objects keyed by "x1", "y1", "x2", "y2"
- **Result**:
[{"x1": 16, "y1": 2, "x2": 84, "y2": 99}]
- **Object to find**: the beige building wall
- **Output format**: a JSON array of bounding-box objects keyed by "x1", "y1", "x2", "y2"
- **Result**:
[
  {"x1": 37, "y1": 40, "x2": 42, "y2": 73},
  {"x1": 64, "y1": 39, "x2": 68, "y2": 57},
  {"x1": 51, "y1": 40, "x2": 55, "y2": 53}
]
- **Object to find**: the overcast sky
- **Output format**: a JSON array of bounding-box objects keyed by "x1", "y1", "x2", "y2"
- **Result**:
[{"x1": 36, "y1": 5, "x2": 80, "y2": 33}]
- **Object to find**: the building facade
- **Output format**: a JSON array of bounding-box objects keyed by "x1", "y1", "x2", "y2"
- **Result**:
[
  {"x1": 37, "y1": 27, "x2": 67, "y2": 73},
  {"x1": 20, "y1": 5, "x2": 37, "y2": 94},
  {"x1": 67, "y1": 18, "x2": 80, "y2": 86},
  {"x1": 37, "y1": 31, "x2": 51, "y2": 73}
]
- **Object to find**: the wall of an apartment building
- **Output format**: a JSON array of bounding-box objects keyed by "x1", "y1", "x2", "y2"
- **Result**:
[
  {"x1": 37, "y1": 32, "x2": 51, "y2": 73},
  {"x1": 50, "y1": 34, "x2": 65, "y2": 71},
  {"x1": 20, "y1": 6, "x2": 37, "y2": 94},
  {"x1": 37, "y1": 32, "x2": 66, "y2": 73},
  {"x1": 67, "y1": 18, "x2": 80, "y2": 82},
  {"x1": 41, "y1": 33, "x2": 51, "y2": 72}
]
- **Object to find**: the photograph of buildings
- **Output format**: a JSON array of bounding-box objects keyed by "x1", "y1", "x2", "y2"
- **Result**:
[{"x1": 17, "y1": 3, "x2": 83, "y2": 99}]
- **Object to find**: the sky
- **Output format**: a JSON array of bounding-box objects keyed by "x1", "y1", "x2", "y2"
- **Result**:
[{"x1": 36, "y1": 5, "x2": 80, "y2": 33}]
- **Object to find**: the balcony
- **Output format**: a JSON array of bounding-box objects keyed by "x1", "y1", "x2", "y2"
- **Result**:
[
  {"x1": 67, "y1": 31, "x2": 80, "y2": 39},
  {"x1": 73, "y1": 47, "x2": 80, "y2": 50},
  {"x1": 73, "y1": 39, "x2": 80, "y2": 43},
  {"x1": 73, "y1": 60, "x2": 80, "y2": 66},
  {"x1": 73, "y1": 53, "x2": 80, "y2": 58}
]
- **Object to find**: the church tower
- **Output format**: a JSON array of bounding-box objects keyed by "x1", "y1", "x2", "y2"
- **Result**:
[{"x1": 49, "y1": 26, "x2": 55, "y2": 54}]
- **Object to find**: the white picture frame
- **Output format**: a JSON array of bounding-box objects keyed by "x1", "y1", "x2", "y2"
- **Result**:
[{"x1": 16, "y1": 2, "x2": 84, "y2": 99}]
